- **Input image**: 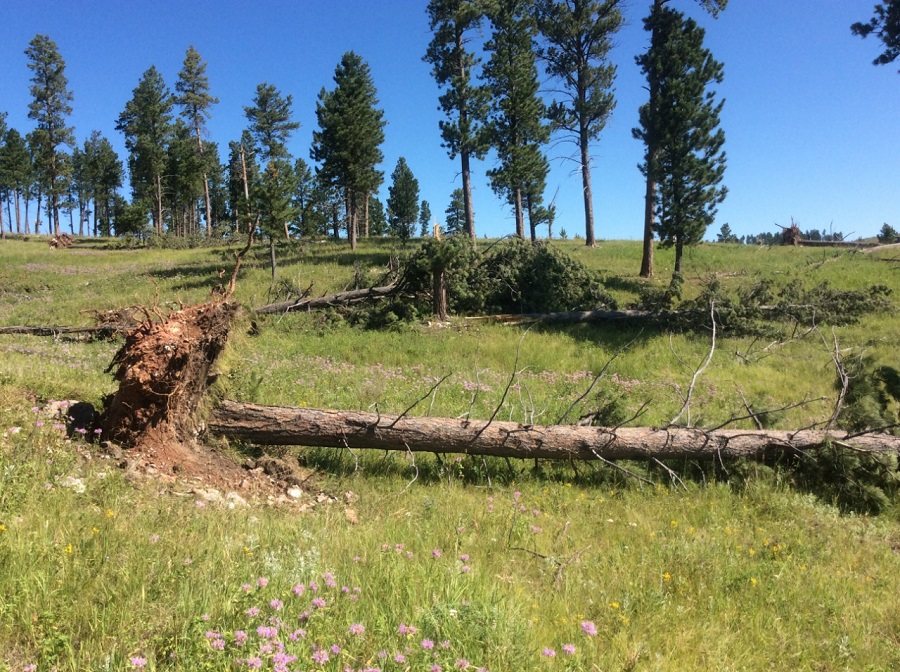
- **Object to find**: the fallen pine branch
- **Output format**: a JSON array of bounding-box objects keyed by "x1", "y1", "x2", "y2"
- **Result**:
[
  {"x1": 208, "y1": 400, "x2": 900, "y2": 461},
  {"x1": 253, "y1": 283, "x2": 398, "y2": 315},
  {"x1": 0, "y1": 324, "x2": 127, "y2": 337}
]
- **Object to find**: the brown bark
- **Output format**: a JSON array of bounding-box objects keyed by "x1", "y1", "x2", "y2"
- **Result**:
[
  {"x1": 433, "y1": 267, "x2": 448, "y2": 321},
  {"x1": 580, "y1": 122, "x2": 595, "y2": 248},
  {"x1": 209, "y1": 401, "x2": 900, "y2": 460},
  {"x1": 253, "y1": 283, "x2": 398, "y2": 315}
]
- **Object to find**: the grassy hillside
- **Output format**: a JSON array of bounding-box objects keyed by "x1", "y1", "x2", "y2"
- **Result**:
[{"x1": 1, "y1": 235, "x2": 899, "y2": 671}]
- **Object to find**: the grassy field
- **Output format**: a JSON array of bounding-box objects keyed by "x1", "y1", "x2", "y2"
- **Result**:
[{"x1": 1, "y1": 234, "x2": 899, "y2": 671}]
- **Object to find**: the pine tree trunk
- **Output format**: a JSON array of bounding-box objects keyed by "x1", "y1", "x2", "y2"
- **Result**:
[
  {"x1": 14, "y1": 190, "x2": 22, "y2": 234},
  {"x1": 640, "y1": 0, "x2": 664, "y2": 277},
  {"x1": 23, "y1": 196, "x2": 30, "y2": 234},
  {"x1": 156, "y1": 173, "x2": 164, "y2": 234},
  {"x1": 34, "y1": 192, "x2": 42, "y2": 235},
  {"x1": 364, "y1": 192, "x2": 370, "y2": 238},
  {"x1": 461, "y1": 149, "x2": 476, "y2": 246},
  {"x1": 580, "y1": 122, "x2": 595, "y2": 247},
  {"x1": 433, "y1": 265, "x2": 448, "y2": 321},
  {"x1": 0, "y1": 196, "x2": 5, "y2": 240},
  {"x1": 514, "y1": 188, "x2": 525, "y2": 239},
  {"x1": 674, "y1": 236, "x2": 684, "y2": 275},
  {"x1": 209, "y1": 401, "x2": 900, "y2": 461}
]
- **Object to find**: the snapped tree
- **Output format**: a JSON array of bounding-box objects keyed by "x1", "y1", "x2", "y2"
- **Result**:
[
  {"x1": 633, "y1": 5, "x2": 727, "y2": 280},
  {"x1": 536, "y1": 0, "x2": 623, "y2": 247},
  {"x1": 424, "y1": 0, "x2": 491, "y2": 245}
]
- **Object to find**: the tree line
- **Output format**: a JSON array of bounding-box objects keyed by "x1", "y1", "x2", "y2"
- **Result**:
[{"x1": 0, "y1": 1, "x2": 896, "y2": 277}]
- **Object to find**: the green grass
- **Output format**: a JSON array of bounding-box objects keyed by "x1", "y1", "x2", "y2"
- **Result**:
[{"x1": 1, "y1": 235, "x2": 900, "y2": 670}]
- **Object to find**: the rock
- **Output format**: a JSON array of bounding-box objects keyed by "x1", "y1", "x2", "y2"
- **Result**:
[
  {"x1": 61, "y1": 476, "x2": 86, "y2": 494},
  {"x1": 286, "y1": 487, "x2": 303, "y2": 499},
  {"x1": 225, "y1": 492, "x2": 249, "y2": 508},
  {"x1": 343, "y1": 490, "x2": 359, "y2": 504},
  {"x1": 344, "y1": 508, "x2": 359, "y2": 525}
]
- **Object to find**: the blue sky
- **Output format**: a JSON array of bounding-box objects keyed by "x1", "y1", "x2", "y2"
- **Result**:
[{"x1": 1, "y1": 0, "x2": 897, "y2": 241}]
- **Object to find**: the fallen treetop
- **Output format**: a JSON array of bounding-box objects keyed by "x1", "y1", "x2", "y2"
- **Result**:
[{"x1": 209, "y1": 400, "x2": 900, "y2": 461}]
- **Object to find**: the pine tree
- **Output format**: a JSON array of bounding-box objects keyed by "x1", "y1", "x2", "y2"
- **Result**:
[
  {"x1": 483, "y1": 0, "x2": 550, "y2": 239},
  {"x1": 0, "y1": 127, "x2": 32, "y2": 235},
  {"x1": 83, "y1": 132, "x2": 124, "y2": 236},
  {"x1": 419, "y1": 200, "x2": 433, "y2": 237},
  {"x1": 175, "y1": 46, "x2": 219, "y2": 236},
  {"x1": 25, "y1": 35, "x2": 75, "y2": 236},
  {"x1": 634, "y1": 6, "x2": 727, "y2": 278},
  {"x1": 536, "y1": 0, "x2": 623, "y2": 247},
  {"x1": 445, "y1": 188, "x2": 467, "y2": 235},
  {"x1": 387, "y1": 157, "x2": 420, "y2": 240},
  {"x1": 311, "y1": 52, "x2": 386, "y2": 250},
  {"x1": 878, "y1": 223, "x2": 899, "y2": 243},
  {"x1": 244, "y1": 83, "x2": 300, "y2": 272},
  {"x1": 425, "y1": 0, "x2": 491, "y2": 245},
  {"x1": 0, "y1": 113, "x2": 6, "y2": 239},
  {"x1": 637, "y1": 0, "x2": 727, "y2": 277},
  {"x1": 244, "y1": 83, "x2": 300, "y2": 164},
  {"x1": 116, "y1": 66, "x2": 173, "y2": 234},
  {"x1": 369, "y1": 195, "x2": 389, "y2": 236},
  {"x1": 852, "y1": 1, "x2": 900, "y2": 70}
]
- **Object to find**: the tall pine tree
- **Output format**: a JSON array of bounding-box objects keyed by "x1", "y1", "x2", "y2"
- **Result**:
[
  {"x1": 637, "y1": 0, "x2": 727, "y2": 277},
  {"x1": 419, "y1": 200, "x2": 433, "y2": 237},
  {"x1": 244, "y1": 83, "x2": 300, "y2": 274},
  {"x1": 175, "y1": 46, "x2": 219, "y2": 236},
  {"x1": 387, "y1": 157, "x2": 420, "y2": 240},
  {"x1": 312, "y1": 52, "x2": 385, "y2": 250},
  {"x1": 483, "y1": 0, "x2": 550, "y2": 240},
  {"x1": 116, "y1": 66, "x2": 173, "y2": 234},
  {"x1": 536, "y1": 0, "x2": 623, "y2": 247},
  {"x1": 634, "y1": 6, "x2": 727, "y2": 279},
  {"x1": 424, "y1": 0, "x2": 491, "y2": 245},
  {"x1": 25, "y1": 35, "x2": 75, "y2": 237}
]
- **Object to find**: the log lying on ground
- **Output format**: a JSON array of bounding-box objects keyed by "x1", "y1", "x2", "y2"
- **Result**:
[
  {"x1": 0, "y1": 325, "x2": 127, "y2": 337},
  {"x1": 209, "y1": 400, "x2": 900, "y2": 460},
  {"x1": 254, "y1": 284, "x2": 397, "y2": 315}
]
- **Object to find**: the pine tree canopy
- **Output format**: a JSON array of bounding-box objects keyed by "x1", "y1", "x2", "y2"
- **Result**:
[
  {"x1": 634, "y1": 6, "x2": 727, "y2": 273},
  {"x1": 387, "y1": 157, "x2": 420, "y2": 239},
  {"x1": 852, "y1": 1, "x2": 900, "y2": 70}
]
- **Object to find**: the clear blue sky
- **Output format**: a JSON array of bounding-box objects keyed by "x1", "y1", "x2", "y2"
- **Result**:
[{"x1": 1, "y1": 0, "x2": 897, "y2": 241}]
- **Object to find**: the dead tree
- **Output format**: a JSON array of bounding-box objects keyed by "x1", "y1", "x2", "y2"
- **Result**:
[{"x1": 208, "y1": 401, "x2": 900, "y2": 461}]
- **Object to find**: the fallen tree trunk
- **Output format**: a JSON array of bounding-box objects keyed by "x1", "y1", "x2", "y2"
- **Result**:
[
  {"x1": 0, "y1": 325, "x2": 126, "y2": 337},
  {"x1": 209, "y1": 400, "x2": 900, "y2": 460},
  {"x1": 254, "y1": 283, "x2": 397, "y2": 315}
]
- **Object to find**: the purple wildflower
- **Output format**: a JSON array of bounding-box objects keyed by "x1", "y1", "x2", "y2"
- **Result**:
[
  {"x1": 235, "y1": 630, "x2": 248, "y2": 645},
  {"x1": 349, "y1": 623, "x2": 366, "y2": 636},
  {"x1": 394, "y1": 653, "x2": 407, "y2": 664},
  {"x1": 129, "y1": 657, "x2": 148, "y2": 668},
  {"x1": 312, "y1": 597, "x2": 326, "y2": 608},
  {"x1": 246, "y1": 607, "x2": 260, "y2": 617},
  {"x1": 542, "y1": 648, "x2": 556, "y2": 657},
  {"x1": 562, "y1": 644, "x2": 576, "y2": 655},
  {"x1": 421, "y1": 639, "x2": 435, "y2": 650},
  {"x1": 245, "y1": 657, "x2": 263, "y2": 669},
  {"x1": 312, "y1": 648, "x2": 330, "y2": 664},
  {"x1": 270, "y1": 599, "x2": 283, "y2": 610},
  {"x1": 256, "y1": 577, "x2": 269, "y2": 588},
  {"x1": 581, "y1": 620, "x2": 598, "y2": 636}
]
